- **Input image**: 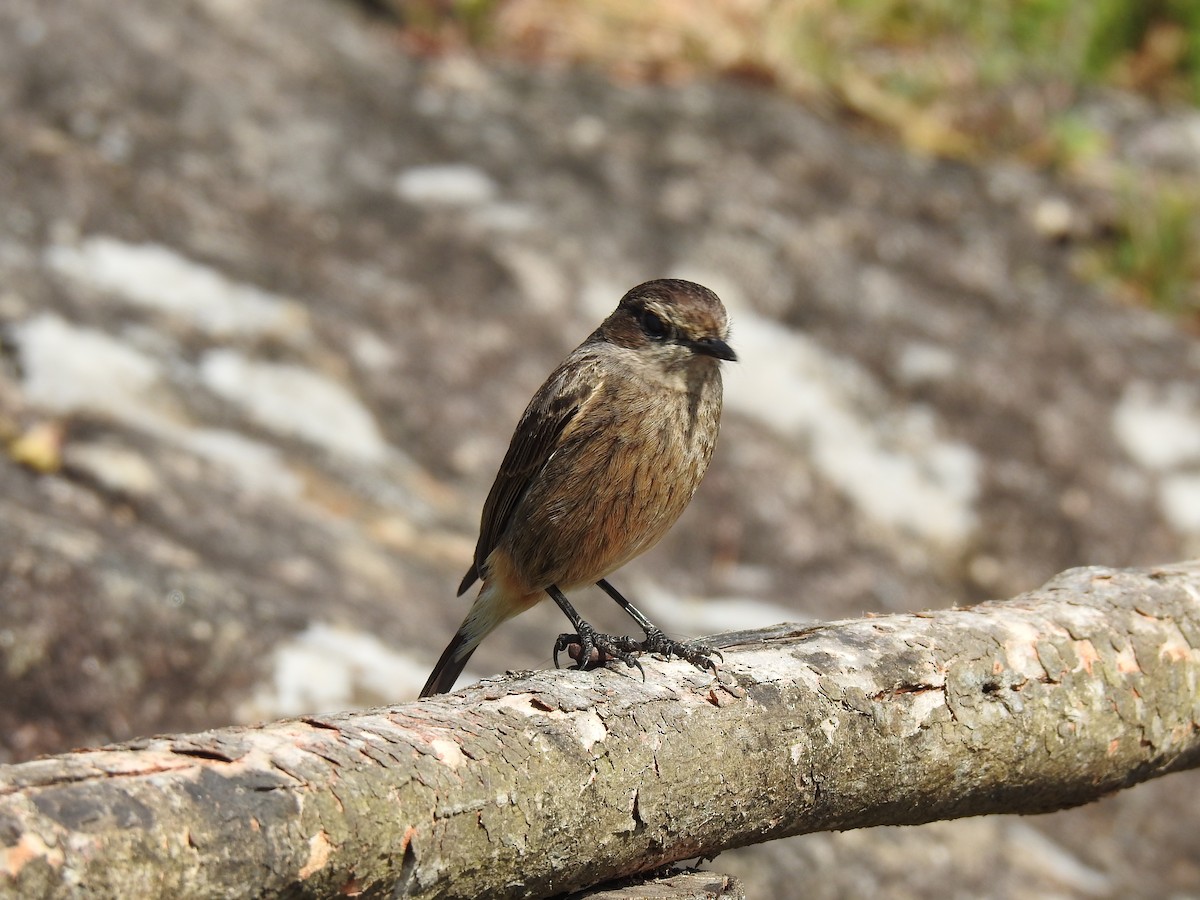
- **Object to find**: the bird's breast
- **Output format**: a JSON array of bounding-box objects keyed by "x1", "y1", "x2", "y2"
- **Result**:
[{"x1": 497, "y1": 366, "x2": 723, "y2": 592}]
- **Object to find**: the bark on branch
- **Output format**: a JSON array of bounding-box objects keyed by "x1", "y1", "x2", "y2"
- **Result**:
[{"x1": 2, "y1": 564, "x2": 1199, "y2": 898}]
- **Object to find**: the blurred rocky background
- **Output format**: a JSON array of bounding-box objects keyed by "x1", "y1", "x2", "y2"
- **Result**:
[{"x1": 2, "y1": 0, "x2": 1199, "y2": 896}]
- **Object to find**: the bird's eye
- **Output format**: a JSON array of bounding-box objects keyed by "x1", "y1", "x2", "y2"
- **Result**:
[{"x1": 641, "y1": 309, "x2": 668, "y2": 341}]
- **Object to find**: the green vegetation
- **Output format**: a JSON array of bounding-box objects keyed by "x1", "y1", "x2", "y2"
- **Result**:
[
  {"x1": 1108, "y1": 180, "x2": 1200, "y2": 318},
  {"x1": 1084, "y1": 0, "x2": 1200, "y2": 96},
  {"x1": 831, "y1": 0, "x2": 1200, "y2": 99}
]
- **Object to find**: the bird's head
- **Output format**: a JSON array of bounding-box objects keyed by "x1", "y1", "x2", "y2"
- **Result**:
[{"x1": 600, "y1": 279, "x2": 736, "y2": 369}]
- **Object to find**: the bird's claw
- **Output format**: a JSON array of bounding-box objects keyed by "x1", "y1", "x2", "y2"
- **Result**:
[
  {"x1": 551, "y1": 625, "x2": 721, "y2": 680},
  {"x1": 554, "y1": 626, "x2": 645, "y2": 680},
  {"x1": 638, "y1": 629, "x2": 723, "y2": 674}
]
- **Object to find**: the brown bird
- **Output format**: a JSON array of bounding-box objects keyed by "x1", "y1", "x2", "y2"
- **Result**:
[{"x1": 419, "y1": 279, "x2": 735, "y2": 698}]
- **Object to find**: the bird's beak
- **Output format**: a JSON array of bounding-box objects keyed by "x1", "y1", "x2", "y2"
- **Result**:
[{"x1": 690, "y1": 337, "x2": 737, "y2": 362}]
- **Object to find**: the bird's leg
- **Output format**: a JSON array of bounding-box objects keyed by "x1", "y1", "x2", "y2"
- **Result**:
[
  {"x1": 595, "y1": 579, "x2": 723, "y2": 673},
  {"x1": 547, "y1": 585, "x2": 644, "y2": 679}
]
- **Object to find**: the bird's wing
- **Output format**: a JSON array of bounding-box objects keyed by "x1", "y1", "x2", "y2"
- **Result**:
[{"x1": 458, "y1": 363, "x2": 604, "y2": 596}]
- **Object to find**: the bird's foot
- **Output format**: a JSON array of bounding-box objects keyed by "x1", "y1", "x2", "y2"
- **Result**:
[
  {"x1": 554, "y1": 624, "x2": 645, "y2": 680},
  {"x1": 638, "y1": 628, "x2": 723, "y2": 674}
]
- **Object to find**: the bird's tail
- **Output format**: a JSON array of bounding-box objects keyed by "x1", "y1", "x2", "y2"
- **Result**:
[
  {"x1": 419, "y1": 629, "x2": 480, "y2": 698},
  {"x1": 419, "y1": 578, "x2": 532, "y2": 698}
]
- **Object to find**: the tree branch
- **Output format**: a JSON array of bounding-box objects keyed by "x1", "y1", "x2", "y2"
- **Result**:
[{"x1": 1, "y1": 564, "x2": 1198, "y2": 898}]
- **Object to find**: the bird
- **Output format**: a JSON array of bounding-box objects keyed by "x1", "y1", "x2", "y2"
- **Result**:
[{"x1": 419, "y1": 279, "x2": 736, "y2": 698}]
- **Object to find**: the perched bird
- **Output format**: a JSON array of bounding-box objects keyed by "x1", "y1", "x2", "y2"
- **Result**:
[{"x1": 420, "y1": 279, "x2": 735, "y2": 698}]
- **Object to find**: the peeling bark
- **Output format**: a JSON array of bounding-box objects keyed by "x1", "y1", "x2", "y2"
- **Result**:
[{"x1": 1, "y1": 564, "x2": 1198, "y2": 898}]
